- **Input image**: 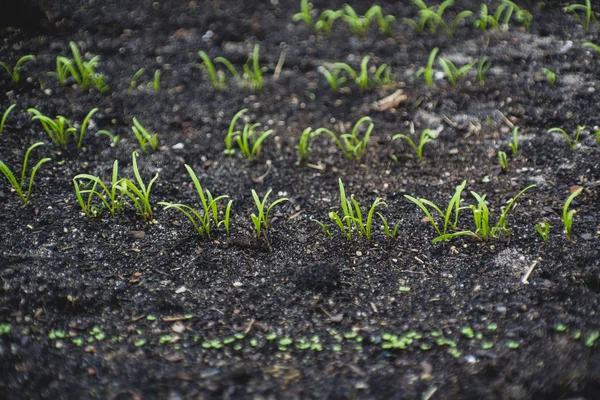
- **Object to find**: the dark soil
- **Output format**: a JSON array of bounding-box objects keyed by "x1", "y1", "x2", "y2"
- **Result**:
[{"x1": 1, "y1": 1, "x2": 599, "y2": 399}]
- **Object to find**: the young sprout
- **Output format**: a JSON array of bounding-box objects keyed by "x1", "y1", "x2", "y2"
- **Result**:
[
  {"x1": 119, "y1": 151, "x2": 159, "y2": 221},
  {"x1": 159, "y1": 165, "x2": 232, "y2": 239},
  {"x1": 437, "y1": 57, "x2": 477, "y2": 86},
  {"x1": 536, "y1": 221, "x2": 550, "y2": 242},
  {"x1": 497, "y1": 150, "x2": 508, "y2": 171},
  {"x1": 392, "y1": 123, "x2": 437, "y2": 161},
  {"x1": 250, "y1": 189, "x2": 288, "y2": 240},
  {"x1": 98, "y1": 129, "x2": 120, "y2": 147},
  {"x1": 583, "y1": 41, "x2": 600, "y2": 55},
  {"x1": 474, "y1": 4, "x2": 499, "y2": 30},
  {"x1": 0, "y1": 142, "x2": 51, "y2": 206},
  {"x1": 315, "y1": 116, "x2": 374, "y2": 162},
  {"x1": 127, "y1": 68, "x2": 145, "y2": 95},
  {"x1": 476, "y1": 56, "x2": 491, "y2": 86},
  {"x1": 292, "y1": 0, "x2": 315, "y2": 29},
  {"x1": 417, "y1": 47, "x2": 439, "y2": 88},
  {"x1": 319, "y1": 65, "x2": 347, "y2": 93},
  {"x1": 234, "y1": 121, "x2": 273, "y2": 161},
  {"x1": 377, "y1": 213, "x2": 401, "y2": 241},
  {"x1": 403, "y1": 0, "x2": 472, "y2": 36},
  {"x1": 315, "y1": 9, "x2": 344, "y2": 34},
  {"x1": 547, "y1": 125, "x2": 584, "y2": 150},
  {"x1": 341, "y1": 5, "x2": 395, "y2": 37},
  {"x1": 332, "y1": 56, "x2": 392, "y2": 90},
  {"x1": 567, "y1": 0, "x2": 598, "y2": 33},
  {"x1": 0, "y1": 55, "x2": 35, "y2": 83},
  {"x1": 73, "y1": 160, "x2": 123, "y2": 217},
  {"x1": 0, "y1": 104, "x2": 17, "y2": 136},
  {"x1": 198, "y1": 51, "x2": 226, "y2": 90},
  {"x1": 132, "y1": 117, "x2": 159, "y2": 153},
  {"x1": 595, "y1": 127, "x2": 600, "y2": 145},
  {"x1": 541, "y1": 68, "x2": 556, "y2": 86},
  {"x1": 27, "y1": 108, "x2": 75, "y2": 148},
  {"x1": 225, "y1": 109, "x2": 247, "y2": 155},
  {"x1": 509, "y1": 126, "x2": 519, "y2": 156},
  {"x1": 563, "y1": 187, "x2": 583, "y2": 242},
  {"x1": 52, "y1": 42, "x2": 108, "y2": 92},
  {"x1": 495, "y1": 0, "x2": 532, "y2": 29},
  {"x1": 152, "y1": 69, "x2": 161, "y2": 93},
  {"x1": 243, "y1": 44, "x2": 266, "y2": 91},
  {"x1": 297, "y1": 127, "x2": 319, "y2": 162}
]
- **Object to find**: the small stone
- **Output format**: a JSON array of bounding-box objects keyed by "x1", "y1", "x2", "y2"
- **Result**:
[{"x1": 172, "y1": 143, "x2": 184, "y2": 150}]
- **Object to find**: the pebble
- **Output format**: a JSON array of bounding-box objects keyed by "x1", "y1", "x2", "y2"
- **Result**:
[
  {"x1": 172, "y1": 142, "x2": 184, "y2": 150},
  {"x1": 496, "y1": 305, "x2": 507, "y2": 314}
]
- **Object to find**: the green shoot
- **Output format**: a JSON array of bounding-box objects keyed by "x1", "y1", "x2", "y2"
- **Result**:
[
  {"x1": 27, "y1": 108, "x2": 75, "y2": 148},
  {"x1": 297, "y1": 127, "x2": 319, "y2": 162},
  {"x1": 159, "y1": 164, "x2": 231, "y2": 239},
  {"x1": 567, "y1": 0, "x2": 598, "y2": 33},
  {"x1": 225, "y1": 109, "x2": 247, "y2": 155},
  {"x1": 498, "y1": 151, "x2": 508, "y2": 171},
  {"x1": 547, "y1": 125, "x2": 584, "y2": 150},
  {"x1": 98, "y1": 130, "x2": 120, "y2": 147},
  {"x1": 127, "y1": 68, "x2": 145, "y2": 95},
  {"x1": 1, "y1": 104, "x2": 17, "y2": 136},
  {"x1": 119, "y1": 152, "x2": 159, "y2": 221},
  {"x1": 153, "y1": 69, "x2": 160, "y2": 93},
  {"x1": 315, "y1": 10, "x2": 344, "y2": 34},
  {"x1": 404, "y1": 0, "x2": 472, "y2": 36},
  {"x1": 417, "y1": 47, "x2": 439, "y2": 88},
  {"x1": 315, "y1": 116, "x2": 374, "y2": 162},
  {"x1": 235, "y1": 122, "x2": 273, "y2": 161},
  {"x1": 474, "y1": 4, "x2": 499, "y2": 30},
  {"x1": 250, "y1": 189, "x2": 288, "y2": 240},
  {"x1": 392, "y1": 124, "x2": 437, "y2": 161},
  {"x1": 541, "y1": 68, "x2": 556, "y2": 86},
  {"x1": 198, "y1": 51, "x2": 226, "y2": 90},
  {"x1": 132, "y1": 117, "x2": 159, "y2": 153},
  {"x1": 583, "y1": 41, "x2": 600, "y2": 54},
  {"x1": 509, "y1": 126, "x2": 519, "y2": 156},
  {"x1": 243, "y1": 44, "x2": 266, "y2": 90},
  {"x1": 52, "y1": 42, "x2": 108, "y2": 92},
  {"x1": 368, "y1": 5, "x2": 396, "y2": 36},
  {"x1": 0, "y1": 142, "x2": 50, "y2": 206},
  {"x1": 595, "y1": 127, "x2": 600, "y2": 145},
  {"x1": 536, "y1": 221, "x2": 550, "y2": 242},
  {"x1": 437, "y1": 57, "x2": 477, "y2": 86},
  {"x1": 377, "y1": 213, "x2": 401, "y2": 241},
  {"x1": 563, "y1": 187, "x2": 583, "y2": 242},
  {"x1": 332, "y1": 56, "x2": 392, "y2": 90},
  {"x1": 0, "y1": 55, "x2": 35, "y2": 83},
  {"x1": 73, "y1": 160, "x2": 123, "y2": 217},
  {"x1": 495, "y1": 0, "x2": 532, "y2": 29},
  {"x1": 404, "y1": 180, "x2": 466, "y2": 239},
  {"x1": 293, "y1": 0, "x2": 314, "y2": 28},
  {"x1": 320, "y1": 66, "x2": 347, "y2": 93},
  {"x1": 341, "y1": 5, "x2": 395, "y2": 37},
  {"x1": 476, "y1": 56, "x2": 491, "y2": 86}
]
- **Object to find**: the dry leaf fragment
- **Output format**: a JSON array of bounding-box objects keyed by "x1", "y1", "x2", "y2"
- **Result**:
[{"x1": 373, "y1": 89, "x2": 407, "y2": 112}]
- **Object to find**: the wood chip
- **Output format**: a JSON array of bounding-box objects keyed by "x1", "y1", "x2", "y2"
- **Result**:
[
  {"x1": 171, "y1": 321, "x2": 186, "y2": 333},
  {"x1": 372, "y1": 89, "x2": 407, "y2": 112},
  {"x1": 163, "y1": 353, "x2": 185, "y2": 362}
]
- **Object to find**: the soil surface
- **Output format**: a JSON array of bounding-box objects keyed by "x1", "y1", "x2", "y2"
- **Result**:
[{"x1": 1, "y1": 1, "x2": 599, "y2": 399}]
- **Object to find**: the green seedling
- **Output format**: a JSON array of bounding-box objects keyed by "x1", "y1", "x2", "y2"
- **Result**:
[
  {"x1": 583, "y1": 41, "x2": 600, "y2": 54},
  {"x1": 198, "y1": 51, "x2": 227, "y2": 90},
  {"x1": 541, "y1": 68, "x2": 556, "y2": 86},
  {"x1": 563, "y1": 187, "x2": 583, "y2": 242},
  {"x1": 315, "y1": 116, "x2": 374, "y2": 162},
  {"x1": 73, "y1": 160, "x2": 123, "y2": 217},
  {"x1": 127, "y1": 68, "x2": 145, "y2": 95},
  {"x1": 404, "y1": 180, "x2": 466, "y2": 239},
  {"x1": 341, "y1": 5, "x2": 395, "y2": 36},
  {"x1": 297, "y1": 127, "x2": 319, "y2": 162},
  {"x1": 292, "y1": 0, "x2": 314, "y2": 28},
  {"x1": 243, "y1": 44, "x2": 266, "y2": 90},
  {"x1": 225, "y1": 108, "x2": 247, "y2": 155},
  {"x1": 98, "y1": 129, "x2": 120, "y2": 147},
  {"x1": 132, "y1": 117, "x2": 159, "y2": 153},
  {"x1": 403, "y1": 0, "x2": 472, "y2": 36},
  {"x1": 377, "y1": 213, "x2": 401, "y2": 241},
  {"x1": 0, "y1": 142, "x2": 50, "y2": 206},
  {"x1": 315, "y1": 9, "x2": 344, "y2": 34},
  {"x1": 1, "y1": 104, "x2": 17, "y2": 136},
  {"x1": 234, "y1": 122, "x2": 273, "y2": 161},
  {"x1": 331, "y1": 56, "x2": 392, "y2": 90},
  {"x1": 0, "y1": 55, "x2": 35, "y2": 83},
  {"x1": 547, "y1": 125, "x2": 584, "y2": 150},
  {"x1": 250, "y1": 189, "x2": 288, "y2": 240},
  {"x1": 392, "y1": 124, "x2": 437, "y2": 161},
  {"x1": 51, "y1": 41, "x2": 108, "y2": 92},
  {"x1": 495, "y1": 0, "x2": 532, "y2": 29},
  {"x1": 207, "y1": 45, "x2": 265, "y2": 90},
  {"x1": 595, "y1": 128, "x2": 600, "y2": 145},
  {"x1": 417, "y1": 47, "x2": 439, "y2": 88},
  {"x1": 474, "y1": 4, "x2": 499, "y2": 30},
  {"x1": 119, "y1": 151, "x2": 159, "y2": 221},
  {"x1": 437, "y1": 57, "x2": 477, "y2": 86},
  {"x1": 159, "y1": 165, "x2": 232, "y2": 238},
  {"x1": 585, "y1": 331, "x2": 599, "y2": 347},
  {"x1": 152, "y1": 69, "x2": 160, "y2": 93},
  {"x1": 567, "y1": 0, "x2": 598, "y2": 33},
  {"x1": 536, "y1": 221, "x2": 550, "y2": 241},
  {"x1": 320, "y1": 66, "x2": 347, "y2": 93},
  {"x1": 28, "y1": 108, "x2": 98, "y2": 150},
  {"x1": 498, "y1": 151, "x2": 508, "y2": 171},
  {"x1": 509, "y1": 126, "x2": 519, "y2": 156},
  {"x1": 476, "y1": 56, "x2": 491, "y2": 86}
]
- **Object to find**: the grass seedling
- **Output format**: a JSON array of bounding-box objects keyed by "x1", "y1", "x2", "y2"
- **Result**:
[
  {"x1": 495, "y1": 0, "x2": 532, "y2": 29},
  {"x1": 542, "y1": 68, "x2": 556, "y2": 86},
  {"x1": 1, "y1": 104, "x2": 16, "y2": 136},
  {"x1": 476, "y1": 56, "x2": 491, "y2": 86},
  {"x1": 0, "y1": 55, "x2": 35, "y2": 83},
  {"x1": 392, "y1": 123, "x2": 437, "y2": 161},
  {"x1": 567, "y1": 0, "x2": 598, "y2": 33},
  {"x1": 583, "y1": 41, "x2": 600, "y2": 54},
  {"x1": 320, "y1": 66, "x2": 347, "y2": 93},
  {"x1": 404, "y1": 180, "x2": 466, "y2": 239},
  {"x1": 127, "y1": 68, "x2": 145, "y2": 95},
  {"x1": 595, "y1": 128, "x2": 600, "y2": 145},
  {"x1": 250, "y1": 189, "x2": 288, "y2": 240},
  {"x1": 0, "y1": 142, "x2": 50, "y2": 206},
  {"x1": 563, "y1": 187, "x2": 583, "y2": 242},
  {"x1": 119, "y1": 151, "x2": 158, "y2": 221},
  {"x1": 98, "y1": 129, "x2": 120, "y2": 147},
  {"x1": 509, "y1": 126, "x2": 519, "y2": 156},
  {"x1": 73, "y1": 160, "x2": 123, "y2": 217},
  {"x1": 404, "y1": 0, "x2": 472, "y2": 36},
  {"x1": 377, "y1": 213, "x2": 401, "y2": 241},
  {"x1": 315, "y1": 10, "x2": 344, "y2": 34},
  {"x1": 198, "y1": 51, "x2": 227, "y2": 90},
  {"x1": 132, "y1": 117, "x2": 159, "y2": 153},
  {"x1": 225, "y1": 109, "x2": 272, "y2": 161},
  {"x1": 159, "y1": 165, "x2": 232, "y2": 238},
  {"x1": 536, "y1": 221, "x2": 550, "y2": 241},
  {"x1": 224, "y1": 109, "x2": 247, "y2": 155},
  {"x1": 52, "y1": 42, "x2": 108, "y2": 92},
  {"x1": 341, "y1": 5, "x2": 395, "y2": 36},
  {"x1": 28, "y1": 108, "x2": 97, "y2": 150},
  {"x1": 417, "y1": 47, "x2": 439, "y2": 88},
  {"x1": 547, "y1": 125, "x2": 584, "y2": 150},
  {"x1": 293, "y1": 0, "x2": 315, "y2": 29},
  {"x1": 498, "y1": 151, "x2": 508, "y2": 171},
  {"x1": 474, "y1": 4, "x2": 499, "y2": 30},
  {"x1": 437, "y1": 57, "x2": 477, "y2": 86},
  {"x1": 332, "y1": 56, "x2": 392, "y2": 90},
  {"x1": 297, "y1": 127, "x2": 319, "y2": 162},
  {"x1": 315, "y1": 116, "x2": 374, "y2": 162},
  {"x1": 243, "y1": 44, "x2": 266, "y2": 90},
  {"x1": 152, "y1": 69, "x2": 160, "y2": 93}
]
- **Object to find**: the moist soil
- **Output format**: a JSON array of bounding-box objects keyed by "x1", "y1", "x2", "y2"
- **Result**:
[{"x1": 1, "y1": 1, "x2": 599, "y2": 399}]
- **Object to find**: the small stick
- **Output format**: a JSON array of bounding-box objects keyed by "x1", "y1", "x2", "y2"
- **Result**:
[
  {"x1": 273, "y1": 45, "x2": 288, "y2": 81},
  {"x1": 522, "y1": 258, "x2": 542, "y2": 284},
  {"x1": 496, "y1": 109, "x2": 515, "y2": 129}
]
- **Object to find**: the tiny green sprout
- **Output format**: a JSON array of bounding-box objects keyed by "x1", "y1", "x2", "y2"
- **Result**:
[
  {"x1": 567, "y1": 0, "x2": 598, "y2": 33},
  {"x1": 398, "y1": 286, "x2": 411, "y2": 293},
  {"x1": 475, "y1": 332, "x2": 483, "y2": 340},
  {"x1": 487, "y1": 323, "x2": 498, "y2": 331},
  {"x1": 119, "y1": 151, "x2": 159, "y2": 221},
  {"x1": 127, "y1": 68, "x2": 145, "y2": 95},
  {"x1": 0, "y1": 55, "x2": 35, "y2": 83},
  {"x1": 460, "y1": 327, "x2": 474, "y2": 339},
  {"x1": 495, "y1": 0, "x2": 532, "y2": 29},
  {"x1": 506, "y1": 340, "x2": 519, "y2": 349},
  {"x1": 563, "y1": 186, "x2": 583, "y2": 242},
  {"x1": 279, "y1": 338, "x2": 293, "y2": 347},
  {"x1": 250, "y1": 189, "x2": 289, "y2": 240},
  {"x1": 146, "y1": 315, "x2": 157, "y2": 321},
  {"x1": 223, "y1": 337, "x2": 236, "y2": 345},
  {"x1": 198, "y1": 51, "x2": 226, "y2": 90},
  {"x1": 573, "y1": 330, "x2": 582, "y2": 340},
  {"x1": 547, "y1": 125, "x2": 584, "y2": 150},
  {"x1": 377, "y1": 213, "x2": 401, "y2": 241},
  {"x1": 481, "y1": 341, "x2": 494, "y2": 349},
  {"x1": 98, "y1": 130, "x2": 120, "y2": 147},
  {"x1": 417, "y1": 47, "x2": 439, "y2": 88},
  {"x1": 536, "y1": 221, "x2": 550, "y2": 241},
  {"x1": 0, "y1": 323, "x2": 11, "y2": 335},
  {"x1": 134, "y1": 338, "x2": 146, "y2": 347},
  {"x1": 332, "y1": 56, "x2": 392, "y2": 90},
  {"x1": 73, "y1": 160, "x2": 124, "y2": 217},
  {"x1": 474, "y1": 4, "x2": 499, "y2": 30},
  {"x1": 235, "y1": 122, "x2": 273, "y2": 161},
  {"x1": 595, "y1": 127, "x2": 600, "y2": 145},
  {"x1": 225, "y1": 108, "x2": 247, "y2": 155},
  {"x1": 266, "y1": 332, "x2": 277, "y2": 341},
  {"x1": 554, "y1": 323, "x2": 567, "y2": 332},
  {"x1": 132, "y1": 117, "x2": 159, "y2": 153},
  {"x1": 293, "y1": 0, "x2": 314, "y2": 28},
  {"x1": 320, "y1": 65, "x2": 347, "y2": 93},
  {"x1": 243, "y1": 44, "x2": 266, "y2": 90},
  {"x1": 0, "y1": 104, "x2": 17, "y2": 136},
  {"x1": 509, "y1": 126, "x2": 519, "y2": 156},
  {"x1": 159, "y1": 164, "x2": 231, "y2": 239},
  {"x1": 583, "y1": 41, "x2": 600, "y2": 55},
  {"x1": 72, "y1": 337, "x2": 84, "y2": 346},
  {"x1": 52, "y1": 42, "x2": 108, "y2": 92},
  {"x1": 315, "y1": 9, "x2": 344, "y2": 34},
  {"x1": 341, "y1": 5, "x2": 395, "y2": 37},
  {"x1": 448, "y1": 348, "x2": 461, "y2": 358},
  {"x1": 476, "y1": 56, "x2": 491, "y2": 86},
  {"x1": 392, "y1": 124, "x2": 437, "y2": 161},
  {"x1": 404, "y1": 0, "x2": 472, "y2": 36},
  {"x1": 297, "y1": 127, "x2": 319, "y2": 162},
  {"x1": 437, "y1": 57, "x2": 477, "y2": 86},
  {"x1": 0, "y1": 142, "x2": 50, "y2": 206},
  {"x1": 584, "y1": 331, "x2": 599, "y2": 347},
  {"x1": 498, "y1": 151, "x2": 508, "y2": 171},
  {"x1": 315, "y1": 116, "x2": 374, "y2": 162},
  {"x1": 27, "y1": 108, "x2": 75, "y2": 148},
  {"x1": 541, "y1": 68, "x2": 556, "y2": 86},
  {"x1": 152, "y1": 69, "x2": 161, "y2": 93},
  {"x1": 159, "y1": 335, "x2": 173, "y2": 344}
]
